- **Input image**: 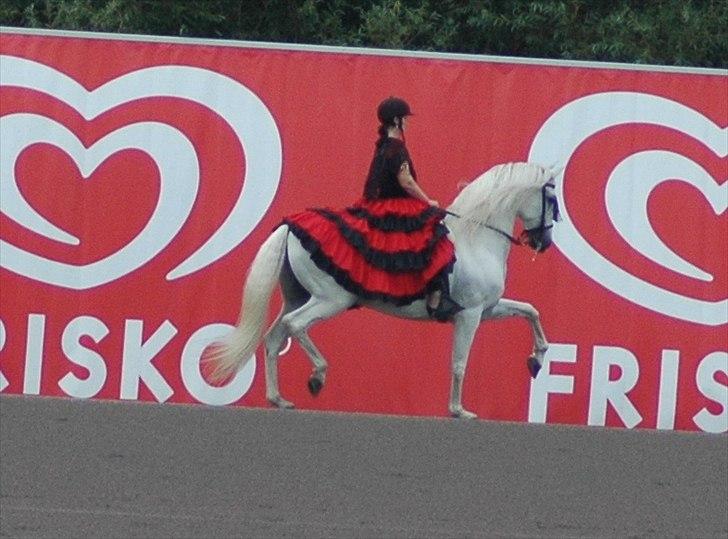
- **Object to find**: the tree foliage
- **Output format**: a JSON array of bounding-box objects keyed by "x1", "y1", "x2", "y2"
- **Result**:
[{"x1": 1, "y1": 0, "x2": 726, "y2": 68}]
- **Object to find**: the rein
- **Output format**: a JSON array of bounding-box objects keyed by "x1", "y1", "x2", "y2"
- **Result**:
[{"x1": 444, "y1": 209, "x2": 526, "y2": 245}]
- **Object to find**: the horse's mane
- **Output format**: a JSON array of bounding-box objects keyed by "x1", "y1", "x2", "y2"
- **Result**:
[{"x1": 447, "y1": 162, "x2": 551, "y2": 233}]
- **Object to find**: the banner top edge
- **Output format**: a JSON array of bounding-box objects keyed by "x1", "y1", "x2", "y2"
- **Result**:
[{"x1": 2, "y1": 26, "x2": 726, "y2": 77}]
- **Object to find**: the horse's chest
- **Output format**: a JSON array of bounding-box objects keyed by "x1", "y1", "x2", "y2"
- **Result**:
[{"x1": 453, "y1": 259, "x2": 505, "y2": 306}]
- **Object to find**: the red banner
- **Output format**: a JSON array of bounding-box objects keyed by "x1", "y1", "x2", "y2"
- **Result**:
[{"x1": 1, "y1": 29, "x2": 726, "y2": 432}]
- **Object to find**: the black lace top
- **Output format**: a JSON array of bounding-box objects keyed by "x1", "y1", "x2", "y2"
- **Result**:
[{"x1": 363, "y1": 138, "x2": 418, "y2": 200}]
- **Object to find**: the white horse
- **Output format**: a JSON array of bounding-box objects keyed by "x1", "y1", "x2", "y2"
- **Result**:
[{"x1": 209, "y1": 162, "x2": 560, "y2": 418}]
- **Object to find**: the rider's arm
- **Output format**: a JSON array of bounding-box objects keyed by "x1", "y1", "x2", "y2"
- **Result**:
[{"x1": 397, "y1": 162, "x2": 439, "y2": 207}]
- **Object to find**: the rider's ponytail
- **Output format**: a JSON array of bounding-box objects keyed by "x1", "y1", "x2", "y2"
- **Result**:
[{"x1": 375, "y1": 123, "x2": 389, "y2": 148}]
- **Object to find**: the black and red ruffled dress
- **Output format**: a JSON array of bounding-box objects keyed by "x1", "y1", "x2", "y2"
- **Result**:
[{"x1": 283, "y1": 137, "x2": 455, "y2": 306}]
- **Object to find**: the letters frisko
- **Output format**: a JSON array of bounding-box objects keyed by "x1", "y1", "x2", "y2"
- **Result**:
[{"x1": 0, "y1": 28, "x2": 725, "y2": 432}]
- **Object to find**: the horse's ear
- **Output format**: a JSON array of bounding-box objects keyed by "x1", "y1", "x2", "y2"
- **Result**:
[{"x1": 549, "y1": 164, "x2": 564, "y2": 179}]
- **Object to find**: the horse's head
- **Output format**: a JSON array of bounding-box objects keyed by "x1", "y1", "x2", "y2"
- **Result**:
[
  {"x1": 517, "y1": 168, "x2": 561, "y2": 252},
  {"x1": 448, "y1": 162, "x2": 561, "y2": 249}
]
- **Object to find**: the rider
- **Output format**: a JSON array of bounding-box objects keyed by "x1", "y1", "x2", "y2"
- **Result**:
[
  {"x1": 282, "y1": 96, "x2": 461, "y2": 322},
  {"x1": 360, "y1": 96, "x2": 462, "y2": 321}
]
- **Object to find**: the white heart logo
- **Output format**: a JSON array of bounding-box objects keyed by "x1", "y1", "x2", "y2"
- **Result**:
[
  {"x1": 605, "y1": 150, "x2": 727, "y2": 282},
  {"x1": 1, "y1": 114, "x2": 198, "y2": 288},
  {"x1": 529, "y1": 91, "x2": 727, "y2": 326},
  {"x1": 0, "y1": 55, "x2": 282, "y2": 289}
]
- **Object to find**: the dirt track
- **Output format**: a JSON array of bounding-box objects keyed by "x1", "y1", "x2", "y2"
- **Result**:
[{"x1": 1, "y1": 395, "x2": 726, "y2": 538}]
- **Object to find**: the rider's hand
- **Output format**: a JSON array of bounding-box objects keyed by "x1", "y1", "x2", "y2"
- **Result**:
[{"x1": 428, "y1": 199, "x2": 440, "y2": 207}]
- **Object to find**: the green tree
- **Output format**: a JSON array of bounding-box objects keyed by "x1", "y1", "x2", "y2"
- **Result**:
[{"x1": 1, "y1": 0, "x2": 726, "y2": 68}]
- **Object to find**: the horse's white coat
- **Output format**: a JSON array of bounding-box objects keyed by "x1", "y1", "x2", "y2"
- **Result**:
[{"x1": 209, "y1": 162, "x2": 558, "y2": 418}]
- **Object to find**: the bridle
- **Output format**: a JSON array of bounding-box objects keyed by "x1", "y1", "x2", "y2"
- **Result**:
[
  {"x1": 524, "y1": 181, "x2": 560, "y2": 242},
  {"x1": 446, "y1": 182, "x2": 560, "y2": 248}
]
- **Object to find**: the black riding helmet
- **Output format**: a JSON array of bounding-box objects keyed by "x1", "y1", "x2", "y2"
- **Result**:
[{"x1": 377, "y1": 96, "x2": 412, "y2": 126}]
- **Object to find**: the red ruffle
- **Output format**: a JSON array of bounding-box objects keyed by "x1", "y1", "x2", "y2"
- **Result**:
[
  {"x1": 349, "y1": 196, "x2": 432, "y2": 218},
  {"x1": 284, "y1": 198, "x2": 455, "y2": 301}
]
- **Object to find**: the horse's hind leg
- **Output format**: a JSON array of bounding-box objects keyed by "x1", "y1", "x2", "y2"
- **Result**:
[
  {"x1": 483, "y1": 298, "x2": 549, "y2": 378},
  {"x1": 282, "y1": 298, "x2": 348, "y2": 338},
  {"x1": 266, "y1": 260, "x2": 351, "y2": 408},
  {"x1": 278, "y1": 260, "x2": 328, "y2": 395},
  {"x1": 263, "y1": 322, "x2": 329, "y2": 405},
  {"x1": 266, "y1": 298, "x2": 347, "y2": 406},
  {"x1": 266, "y1": 310, "x2": 337, "y2": 406},
  {"x1": 264, "y1": 314, "x2": 295, "y2": 409},
  {"x1": 275, "y1": 235, "x2": 355, "y2": 407},
  {"x1": 265, "y1": 299, "x2": 344, "y2": 410},
  {"x1": 295, "y1": 331, "x2": 328, "y2": 396},
  {"x1": 264, "y1": 257, "x2": 310, "y2": 409}
]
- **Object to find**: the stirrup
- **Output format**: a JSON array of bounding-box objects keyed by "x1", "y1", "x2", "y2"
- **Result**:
[{"x1": 427, "y1": 295, "x2": 464, "y2": 323}]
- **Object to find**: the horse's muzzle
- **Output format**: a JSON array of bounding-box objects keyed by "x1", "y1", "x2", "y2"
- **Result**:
[{"x1": 526, "y1": 228, "x2": 553, "y2": 252}]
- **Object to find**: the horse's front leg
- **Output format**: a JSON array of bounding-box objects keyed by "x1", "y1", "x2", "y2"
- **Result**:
[
  {"x1": 482, "y1": 298, "x2": 549, "y2": 378},
  {"x1": 450, "y1": 308, "x2": 482, "y2": 419}
]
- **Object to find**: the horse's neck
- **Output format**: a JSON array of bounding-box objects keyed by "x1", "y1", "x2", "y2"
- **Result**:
[{"x1": 447, "y1": 211, "x2": 516, "y2": 271}]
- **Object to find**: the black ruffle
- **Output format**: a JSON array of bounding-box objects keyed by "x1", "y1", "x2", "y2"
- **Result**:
[
  {"x1": 312, "y1": 208, "x2": 448, "y2": 273},
  {"x1": 345, "y1": 205, "x2": 445, "y2": 232},
  {"x1": 283, "y1": 220, "x2": 455, "y2": 306}
]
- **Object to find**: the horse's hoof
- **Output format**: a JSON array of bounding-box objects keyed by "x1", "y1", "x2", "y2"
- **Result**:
[
  {"x1": 527, "y1": 356, "x2": 542, "y2": 379},
  {"x1": 268, "y1": 397, "x2": 295, "y2": 409},
  {"x1": 308, "y1": 376, "x2": 323, "y2": 396},
  {"x1": 450, "y1": 408, "x2": 477, "y2": 420}
]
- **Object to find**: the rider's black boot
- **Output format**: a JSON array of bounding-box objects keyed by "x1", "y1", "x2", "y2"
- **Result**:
[
  {"x1": 427, "y1": 276, "x2": 463, "y2": 323},
  {"x1": 427, "y1": 295, "x2": 463, "y2": 322}
]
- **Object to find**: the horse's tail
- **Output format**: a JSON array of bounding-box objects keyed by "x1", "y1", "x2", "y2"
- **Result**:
[{"x1": 207, "y1": 225, "x2": 289, "y2": 382}]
